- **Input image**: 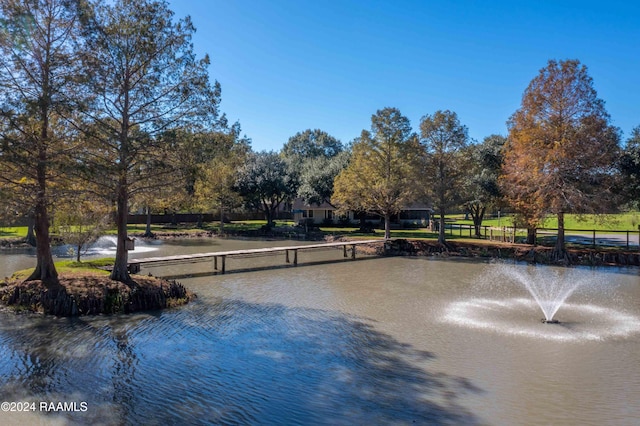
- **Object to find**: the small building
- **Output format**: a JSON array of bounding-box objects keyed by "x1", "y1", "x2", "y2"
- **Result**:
[
  {"x1": 291, "y1": 198, "x2": 432, "y2": 227},
  {"x1": 292, "y1": 199, "x2": 345, "y2": 225},
  {"x1": 397, "y1": 202, "x2": 432, "y2": 227}
]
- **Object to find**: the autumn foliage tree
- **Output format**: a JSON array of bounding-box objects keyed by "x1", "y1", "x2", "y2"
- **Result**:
[{"x1": 501, "y1": 59, "x2": 620, "y2": 260}]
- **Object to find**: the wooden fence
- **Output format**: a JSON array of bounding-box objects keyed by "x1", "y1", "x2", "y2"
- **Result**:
[{"x1": 442, "y1": 223, "x2": 640, "y2": 249}]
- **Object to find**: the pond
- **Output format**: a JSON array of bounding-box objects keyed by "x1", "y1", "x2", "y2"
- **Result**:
[{"x1": 0, "y1": 238, "x2": 639, "y2": 425}]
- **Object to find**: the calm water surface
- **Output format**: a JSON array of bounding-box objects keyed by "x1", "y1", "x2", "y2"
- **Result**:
[{"x1": 0, "y1": 238, "x2": 639, "y2": 425}]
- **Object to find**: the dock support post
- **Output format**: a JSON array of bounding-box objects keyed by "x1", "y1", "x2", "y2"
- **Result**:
[
  {"x1": 351, "y1": 244, "x2": 356, "y2": 260},
  {"x1": 293, "y1": 249, "x2": 298, "y2": 266},
  {"x1": 214, "y1": 256, "x2": 218, "y2": 270},
  {"x1": 221, "y1": 255, "x2": 226, "y2": 274},
  {"x1": 286, "y1": 250, "x2": 290, "y2": 263},
  {"x1": 343, "y1": 245, "x2": 347, "y2": 258}
]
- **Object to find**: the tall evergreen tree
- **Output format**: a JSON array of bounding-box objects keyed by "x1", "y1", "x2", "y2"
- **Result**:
[
  {"x1": 0, "y1": 0, "x2": 85, "y2": 284},
  {"x1": 419, "y1": 110, "x2": 470, "y2": 244},
  {"x1": 79, "y1": 0, "x2": 221, "y2": 282}
]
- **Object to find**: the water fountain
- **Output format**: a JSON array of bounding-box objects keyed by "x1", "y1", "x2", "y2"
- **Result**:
[
  {"x1": 495, "y1": 264, "x2": 583, "y2": 323},
  {"x1": 443, "y1": 262, "x2": 640, "y2": 341},
  {"x1": 55, "y1": 235, "x2": 159, "y2": 258}
]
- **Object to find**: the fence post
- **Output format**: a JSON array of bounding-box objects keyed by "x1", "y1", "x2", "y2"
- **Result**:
[{"x1": 627, "y1": 231, "x2": 630, "y2": 250}]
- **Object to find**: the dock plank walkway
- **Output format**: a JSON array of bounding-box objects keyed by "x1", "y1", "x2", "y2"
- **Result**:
[{"x1": 128, "y1": 239, "x2": 385, "y2": 274}]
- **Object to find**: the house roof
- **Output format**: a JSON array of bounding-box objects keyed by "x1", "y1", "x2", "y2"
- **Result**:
[{"x1": 292, "y1": 198, "x2": 335, "y2": 210}]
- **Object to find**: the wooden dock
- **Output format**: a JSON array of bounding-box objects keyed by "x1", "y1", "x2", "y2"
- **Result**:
[{"x1": 127, "y1": 240, "x2": 385, "y2": 274}]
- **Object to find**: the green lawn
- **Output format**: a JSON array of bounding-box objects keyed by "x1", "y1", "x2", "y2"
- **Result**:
[
  {"x1": 11, "y1": 258, "x2": 114, "y2": 280},
  {"x1": 5, "y1": 212, "x2": 640, "y2": 243},
  {"x1": 539, "y1": 213, "x2": 640, "y2": 231},
  {"x1": 452, "y1": 212, "x2": 640, "y2": 231},
  {"x1": 0, "y1": 226, "x2": 28, "y2": 239}
]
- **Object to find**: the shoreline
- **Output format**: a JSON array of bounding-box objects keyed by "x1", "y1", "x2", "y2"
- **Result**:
[
  {"x1": 135, "y1": 232, "x2": 640, "y2": 268},
  {"x1": 3, "y1": 230, "x2": 640, "y2": 268},
  {"x1": 378, "y1": 239, "x2": 640, "y2": 268}
]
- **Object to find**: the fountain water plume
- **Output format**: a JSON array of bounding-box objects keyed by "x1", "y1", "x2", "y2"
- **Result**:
[
  {"x1": 442, "y1": 262, "x2": 640, "y2": 341},
  {"x1": 496, "y1": 264, "x2": 585, "y2": 322}
]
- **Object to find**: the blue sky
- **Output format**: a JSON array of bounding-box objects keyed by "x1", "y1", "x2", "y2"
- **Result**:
[{"x1": 168, "y1": 0, "x2": 639, "y2": 152}]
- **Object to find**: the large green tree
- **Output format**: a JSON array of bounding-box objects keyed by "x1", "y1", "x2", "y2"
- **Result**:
[
  {"x1": 79, "y1": 0, "x2": 221, "y2": 282},
  {"x1": 194, "y1": 124, "x2": 250, "y2": 232},
  {"x1": 501, "y1": 59, "x2": 620, "y2": 260},
  {"x1": 235, "y1": 151, "x2": 299, "y2": 228},
  {"x1": 462, "y1": 134, "x2": 505, "y2": 237},
  {"x1": 282, "y1": 128, "x2": 346, "y2": 208},
  {"x1": 333, "y1": 107, "x2": 420, "y2": 239},
  {"x1": 619, "y1": 126, "x2": 640, "y2": 209},
  {"x1": 419, "y1": 110, "x2": 470, "y2": 244},
  {"x1": 281, "y1": 129, "x2": 343, "y2": 162},
  {"x1": 297, "y1": 151, "x2": 349, "y2": 207},
  {"x1": 0, "y1": 0, "x2": 84, "y2": 284}
]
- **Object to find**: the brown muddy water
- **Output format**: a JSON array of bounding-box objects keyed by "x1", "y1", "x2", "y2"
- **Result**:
[{"x1": 1, "y1": 237, "x2": 639, "y2": 425}]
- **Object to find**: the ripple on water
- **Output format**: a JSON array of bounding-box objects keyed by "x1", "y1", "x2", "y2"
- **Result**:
[{"x1": 0, "y1": 298, "x2": 479, "y2": 425}]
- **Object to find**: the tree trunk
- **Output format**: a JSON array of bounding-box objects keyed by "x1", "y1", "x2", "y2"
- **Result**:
[
  {"x1": 76, "y1": 243, "x2": 82, "y2": 262},
  {"x1": 526, "y1": 227, "x2": 536, "y2": 245},
  {"x1": 110, "y1": 178, "x2": 131, "y2": 283},
  {"x1": 26, "y1": 93, "x2": 58, "y2": 285},
  {"x1": 143, "y1": 205, "x2": 154, "y2": 238},
  {"x1": 384, "y1": 213, "x2": 391, "y2": 239},
  {"x1": 552, "y1": 212, "x2": 568, "y2": 262},
  {"x1": 358, "y1": 211, "x2": 366, "y2": 229},
  {"x1": 25, "y1": 215, "x2": 37, "y2": 247},
  {"x1": 469, "y1": 204, "x2": 485, "y2": 238},
  {"x1": 219, "y1": 207, "x2": 225, "y2": 234},
  {"x1": 438, "y1": 210, "x2": 446, "y2": 244},
  {"x1": 26, "y1": 198, "x2": 59, "y2": 284},
  {"x1": 265, "y1": 208, "x2": 274, "y2": 229}
]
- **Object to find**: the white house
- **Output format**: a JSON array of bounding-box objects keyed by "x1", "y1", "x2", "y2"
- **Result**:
[{"x1": 291, "y1": 198, "x2": 432, "y2": 227}]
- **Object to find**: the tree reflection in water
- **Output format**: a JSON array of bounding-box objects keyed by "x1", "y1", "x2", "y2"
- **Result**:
[{"x1": 0, "y1": 300, "x2": 481, "y2": 425}]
